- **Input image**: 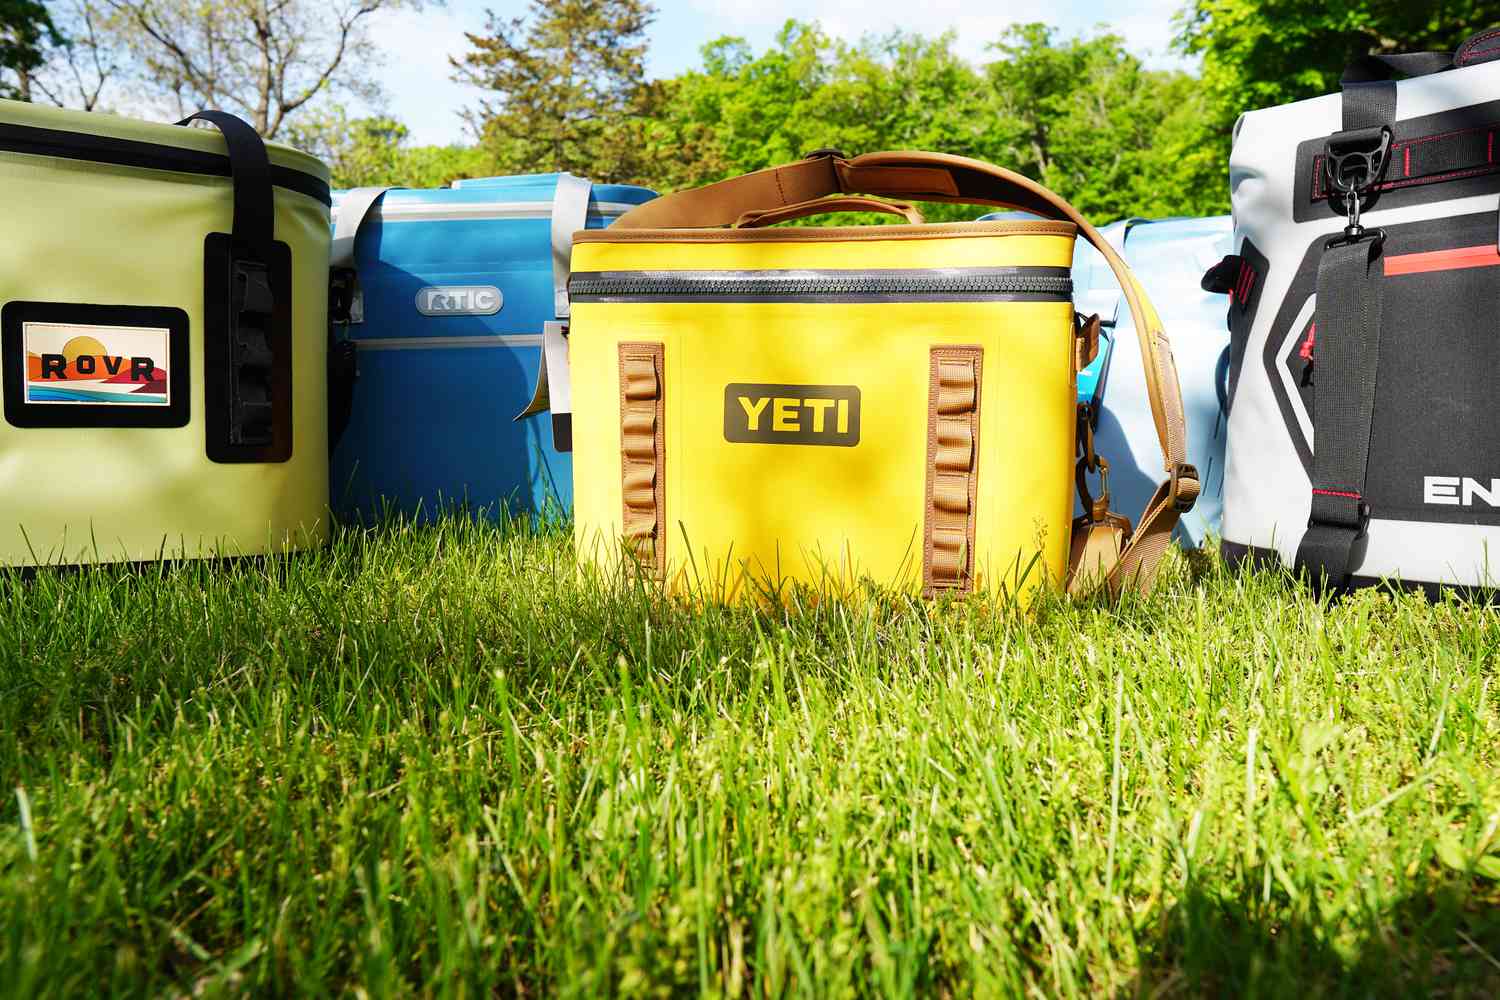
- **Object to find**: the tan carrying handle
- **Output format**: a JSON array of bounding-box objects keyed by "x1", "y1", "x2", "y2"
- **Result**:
[
  {"x1": 614, "y1": 151, "x2": 1200, "y2": 596},
  {"x1": 735, "y1": 195, "x2": 925, "y2": 228}
]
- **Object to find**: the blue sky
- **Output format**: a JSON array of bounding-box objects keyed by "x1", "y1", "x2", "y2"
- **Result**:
[{"x1": 365, "y1": 0, "x2": 1196, "y2": 145}]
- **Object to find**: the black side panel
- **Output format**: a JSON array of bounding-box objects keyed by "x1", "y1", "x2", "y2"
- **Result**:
[
  {"x1": 2, "y1": 301, "x2": 189, "y2": 429},
  {"x1": 1262, "y1": 211, "x2": 1500, "y2": 527},
  {"x1": 1292, "y1": 99, "x2": 1500, "y2": 223},
  {"x1": 203, "y1": 234, "x2": 293, "y2": 463}
]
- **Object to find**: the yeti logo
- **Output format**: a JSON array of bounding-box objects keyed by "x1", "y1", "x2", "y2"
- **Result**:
[{"x1": 1424, "y1": 477, "x2": 1500, "y2": 507}]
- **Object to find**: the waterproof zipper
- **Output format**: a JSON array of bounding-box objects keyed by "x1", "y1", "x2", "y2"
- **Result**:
[
  {"x1": 0, "y1": 120, "x2": 331, "y2": 206},
  {"x1": 570, "y1": 267, "x2": 1073, "y2": 303}
]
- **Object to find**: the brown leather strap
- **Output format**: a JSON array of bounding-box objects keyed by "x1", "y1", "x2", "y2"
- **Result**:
[
  {"x1": 615, "y1": 150, "x2": 1198, "y2": 596},
  {"x1": 735, "y1": 195, "x2": 925, "y2": 228}
]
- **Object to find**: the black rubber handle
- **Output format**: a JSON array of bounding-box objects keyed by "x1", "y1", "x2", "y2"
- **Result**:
[{"x1": 177, "y1": 110, "x2": 274, "y2": 252}]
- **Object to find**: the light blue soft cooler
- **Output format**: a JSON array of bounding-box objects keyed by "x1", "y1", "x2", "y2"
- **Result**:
[
  {"x1": 1072, "y1": 217, "x2": 1234, "y2": 547},
  {"x1": 330, "y1": 174, "x2": 657, "y2": 523}
]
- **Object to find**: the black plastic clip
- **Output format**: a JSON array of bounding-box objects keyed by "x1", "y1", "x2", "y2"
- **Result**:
[
  {"x1": 329, "y1": 268, "x2": 357, "y2": 326},
  {"x1": 1324, "y1": 126, "x2": 1391, "y2": 196},
  {"x1": 1325, "y1": 126, "x2": 1392, "y2": 243}
]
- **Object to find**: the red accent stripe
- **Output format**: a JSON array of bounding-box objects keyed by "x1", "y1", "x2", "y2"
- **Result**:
[
  {"x1": 1384, "y1": 245, "x2": 1500, "y2": 276},
  {"x1": 1312, "y1": 489, "x2": 1362, "y2": 500},
  {"x1": 1299, "y1": 323, "x2": 1316, "y2": 361}
]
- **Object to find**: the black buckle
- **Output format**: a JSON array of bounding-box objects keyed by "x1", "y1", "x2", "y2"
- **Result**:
[
  {"x1": 1324, "y1": 126, "x2": 1391, "y2": 196},
  {"x1": 1307, "y1": 493, "x2": 1372, "y2": 538},
  {"x1": 1170, "y1": 463, "x2": 1200, "y2": 513},
  {"x1": 234, "y1": 258, "x2": 275, "y2": 318},
  {"x1": 329, "y1": 268, "x2": 357, "y2": 325},
  {"x1": 803, "y1": 146, "x2": 848, "y2": 161}
]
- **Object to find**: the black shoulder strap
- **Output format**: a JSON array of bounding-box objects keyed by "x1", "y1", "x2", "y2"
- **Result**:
[
  {"x1": 1294, "y1": 237, "x2": 1384, "y2": 588},
  {"x1": 1293, "y1": 72, "x2": 1396, "y2": 590},
  {"x1": 1340, "y1": 25, "x2": 1500, "y2": 86},
  {"x1": 1342, "y1": 51, "x2": 1455, "y2": 84}
]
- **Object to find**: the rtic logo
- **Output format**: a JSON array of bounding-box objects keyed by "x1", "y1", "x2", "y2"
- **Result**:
[
  {"x1": 723, "y1": 383, "x2": 860, "y2": 447},
  {"x1": 415, "y1": 285, "x2": 503, "y2": 316},
  {"x1": 1424, "y1": 476, "x2": 1500, "y2": 507}
]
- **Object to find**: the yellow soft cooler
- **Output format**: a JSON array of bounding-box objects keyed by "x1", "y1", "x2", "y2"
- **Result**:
[
  {"x1": 0, "y1": 102, "x2": 332, "y2": 566},
  {"x1": 567, "y1": 152, "x2": 1198, "y2": 599}
]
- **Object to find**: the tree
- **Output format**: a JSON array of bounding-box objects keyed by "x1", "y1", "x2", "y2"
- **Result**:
[
  {"x1": 454, "y1": 0, "x2": 663, "y2": 183},
  {"x1": 0, "y1": 0, "x2": 63, "y2": 100},
  {"x1": 639, "y1": 21, "x2": 1217, "y2": 220},
  {"x1": 1176, "y1": 0, "x2": 1500, "y2": 189},
  {"x1": 642, "y1": 23, "x2": 997, "y2": 216},
  {"x1": 91, "y1": 0, "x2": 423, "y2": 137},
  {"x1": 285, "y1": 109, "x2": 491, "y2": 188},
  {"x1": 985, "y1": 24, "x2": 1221, "y2": 218},
  {"x1": 26, "y1": 1, "x2": 122, "y2": 111}
]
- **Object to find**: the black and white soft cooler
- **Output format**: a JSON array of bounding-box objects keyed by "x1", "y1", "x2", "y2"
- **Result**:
[{"x1": 1216, "y1": 29, "x2": 1500, "y2": 590}]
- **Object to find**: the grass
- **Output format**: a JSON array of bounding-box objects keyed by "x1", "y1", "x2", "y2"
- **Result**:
[{"x1": 1, "y1": 513, "x2": 1498, "y2": 998}]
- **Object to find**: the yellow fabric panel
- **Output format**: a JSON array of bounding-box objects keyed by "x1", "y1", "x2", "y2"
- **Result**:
[
  {"x1": 0, "y1": 104, "x2": 330, "y2": 566},
  {"x1": 571, "y1": 231, "x2": 1075, "y2": 273},
  {"x1": 569, "y1": 227, "x2": 1078, "y2": 601}
]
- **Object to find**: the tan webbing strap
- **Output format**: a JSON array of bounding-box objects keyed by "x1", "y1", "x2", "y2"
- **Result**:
[
  {"x1": 619, "y1": 343, "x2": 665, "y2": 577},
  {"x1": 735, "y1": 195, "x2": 925, "y2": 229},
  {"x1": 924, "y1": 348, "x2": 983, "y2": 595},
  {"x1": 614, "y1": 151, "x2": 1197, "y2": 595}
]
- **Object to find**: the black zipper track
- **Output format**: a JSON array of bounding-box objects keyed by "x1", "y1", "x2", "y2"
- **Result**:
[
  {"x1": 0, "y1": 121, "x2": 331, "y2": 207},
  {"x1": 570, "y1": 267, "x2": 1073, "y2": 303}
]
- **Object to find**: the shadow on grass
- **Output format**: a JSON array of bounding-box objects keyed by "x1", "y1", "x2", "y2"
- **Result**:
[{"x1": 1125, "y1": 877, "x2": 1500, "y2": 999}]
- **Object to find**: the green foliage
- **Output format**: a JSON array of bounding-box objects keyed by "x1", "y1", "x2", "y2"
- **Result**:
[
  {"x1": 1177, "y1": 1, "x2": 1500, "y2": 186},
  {"x1": 286, "y1": 110, "x2": 492, "y2": 189},
  {"x1": 454, "y1": 0, "x2": 663, "y2": 182},
  {"x1": 1, "y1": 517, "x2": 1499, "y2": 994},
  {"x1": 641, "y1": 21, "x2": 1222, "y2": 221},
  {"x1": 985, "y1": 24, "x2": 1223, "y2": 218},
  {"x1": 0, "y1": 0, "x2": 62, "y2": 100}
]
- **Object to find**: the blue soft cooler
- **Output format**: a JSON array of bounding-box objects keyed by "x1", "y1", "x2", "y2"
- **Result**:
[
  {"x1": 330, "y1": 174, "x2": 657, "y2": 523},
  {"x1": 1071, "y1": 217, "x2": 1234, "y2": 547}
]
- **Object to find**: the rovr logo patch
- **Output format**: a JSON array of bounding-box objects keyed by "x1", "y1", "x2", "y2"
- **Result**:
[{"x1": 723, "y1": 383, "x2": 860, "y2": 447}]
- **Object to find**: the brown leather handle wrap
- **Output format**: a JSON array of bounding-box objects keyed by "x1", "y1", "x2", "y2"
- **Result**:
[
  {"x1": 734, "y1": 195, "x2": 925, "y2": 228},
  {"x1": 619, "y1": 344, "x2": 665, "y2": 577},
  {"x1": 924, "y1": 348, "x2": 983, "y2": 596},
  {"x1": 615, "y1": 151, "x2": 1198, "y2": 596}
]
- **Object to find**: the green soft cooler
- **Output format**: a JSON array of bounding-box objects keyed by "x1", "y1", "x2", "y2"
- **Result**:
[{"x1": 0, "y1": 101, "x2": 333, "y2": 566}]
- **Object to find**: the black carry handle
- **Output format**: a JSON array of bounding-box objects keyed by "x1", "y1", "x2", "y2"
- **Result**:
[
  {"x1": 179, "y1": 110, "x2": 293, "y2": 464},
  {"x1": 1342, "y1": 26, "x2": 1500, "y2": 83},
  {"x1": 177, "y1": 111, "x2": 275, "y2": 254}
]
